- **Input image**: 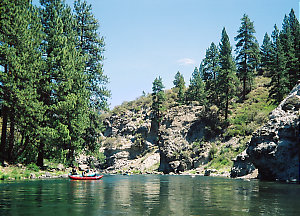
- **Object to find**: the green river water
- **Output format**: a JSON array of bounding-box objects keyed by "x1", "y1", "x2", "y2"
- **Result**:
[{"x1": 0, "y1": 175, "x2": 300, "y2": 215}]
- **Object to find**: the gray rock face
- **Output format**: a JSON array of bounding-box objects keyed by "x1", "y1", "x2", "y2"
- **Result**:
[
  {"x1": 159, "y1": 105, "x2": 207, "y2": 173},
  {"x1": 101, "y1": 108, "x2": 155, "y2": 171},
  {"x1": 230, "y1": 150, "x2": 255, "y2": 178},
  {"x1": 101, "y1": 104, "x2": 212, "y2": 173},
  {"x1": 232, "y1": 84, "x2": 300, "y2": 181}
]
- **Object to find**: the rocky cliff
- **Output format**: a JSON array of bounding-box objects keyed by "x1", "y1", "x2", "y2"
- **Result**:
[
  {"x1": 101, "y1": 106, "x2": 158, "y2": 173},
  {"x1": 99, "y1": 78, "x2": 297, "y2": 178},
  {"x1": 231, "y1": 84, "x2": 300, "y2": 181},
  {"x1": 158, "y1": 105, "x2": 210, "y2": 173},
  {"x1": 99, "y1": 102, "x2": 217, "y2": 174}
]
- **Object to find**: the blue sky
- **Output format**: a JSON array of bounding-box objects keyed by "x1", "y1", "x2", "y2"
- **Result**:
[{"x1": 34, "y1": 0, "x2": 299, "y2": 108}]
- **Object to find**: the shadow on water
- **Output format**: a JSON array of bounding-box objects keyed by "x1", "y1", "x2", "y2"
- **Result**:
[{"x1": 1, "y1": 176, "x2": 300, "y2": 215}]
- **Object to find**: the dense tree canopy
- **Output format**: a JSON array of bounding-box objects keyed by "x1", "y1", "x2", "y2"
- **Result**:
[{"x1": 0, "y1": 0, "x2": 109, "y2": 166}]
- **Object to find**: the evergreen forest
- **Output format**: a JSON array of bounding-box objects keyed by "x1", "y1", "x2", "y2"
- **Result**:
[
  {"x1": 0, "y1": 0, "x2": 110, "y2": 167},
  {"x1": 0, "y1": 0, "x2": 299, "y2": 169},
  {"x1": 151, "y1": 10, "x2": 299, "y2": 136}
]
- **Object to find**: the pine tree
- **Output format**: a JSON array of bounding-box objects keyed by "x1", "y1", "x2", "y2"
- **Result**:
[
  {"x1": 74, "y1": 0, "x2": 110, "y2": 110},
  {"x1": 186, "y1": 67, "x2": 207, "y2": 106},
  {"x1": 201, "y1": 42, "x2": 220, "y2": 105},
  {"x1": 288, "y1": 9, "x2": 300, "y2": 84},
  {"x1": 218, "y1": 28, "x2": 239, "y2": 120},
  {"x1": 283, "y1": 10, "x2": 300, "y2": 89},
  {"x1": 0, "y1": 1, "x2": 44, "y2": 162},
  {"x1": 173, "y1": 71, "x2": 185, "y2": 104},
  {"x1": 280, "y1": 15, "x2": 298, "y2": 90},
  {"x1": 260, "y1": 33, "x2": 273, "y2": 75},
  {"x1": 151, "y1": 77, "x2": 165, "y2": 144},
  {"x1": 235, "y1": 14, "x2": 260, "y2": 100},
  {"x1": 269, "y1": 25, "x2": 289, "y2": 103},
  {"x1": 173, "y1": 71, "x2": 182, "y2": 87},
  {"x1": 74, "y1": 0, "x2": 111, "y2": 153},
  {"x1": 39, "y1": 0, "x2": 90, "y2": 166},
  {"x1": 152, "y1": 77, "x2": 165, "y2": 123}
]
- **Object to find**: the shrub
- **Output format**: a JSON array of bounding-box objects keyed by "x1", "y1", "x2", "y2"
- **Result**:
[
  {"x1": 1, "y1": 173, "x2": 9, "y2": 180},
  {"x1": 96, "y1": 152, "x2": 106, "y2": 165},
  {"x1": 134, "y1": 134, "x2": 144, "y2": 149},
  {"x1": 208, "y1": 144, "x2": 218, "y2": 160},
  {"x1": 102, "y1": 137, "x2": 118, "y2": 148},
  {"x1": 27, "y1": 163, "x2": 40, "y2": 172}
]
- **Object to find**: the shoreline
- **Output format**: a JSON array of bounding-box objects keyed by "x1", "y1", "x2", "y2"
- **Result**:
[{"x1": 0, "y1": 164, "x2": 251, "y2": 181}]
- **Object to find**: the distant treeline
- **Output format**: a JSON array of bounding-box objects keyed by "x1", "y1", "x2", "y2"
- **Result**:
[
  {"x1": 152, "y1": 9, "x2": 299, "y2": 125},
  {"x1": 0, "y1": 0, "x2": 110, "y2": 166}
]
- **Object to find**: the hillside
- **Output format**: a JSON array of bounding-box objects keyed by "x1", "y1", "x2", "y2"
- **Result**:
[
  {"x1": 98, "y1": 76, "x2": 277, "y2": 176},
  {"x1": 232, "y1": 83, "x2": 299, "y2": 181}
]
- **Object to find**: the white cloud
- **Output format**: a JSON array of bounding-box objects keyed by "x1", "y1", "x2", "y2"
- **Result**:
[{"x1": 177, "y1": 58, "x2": 195, "y2": 65}]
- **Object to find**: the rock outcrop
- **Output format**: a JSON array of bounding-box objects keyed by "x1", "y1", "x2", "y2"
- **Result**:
[
  {"x1": 100, "y1": 103, "x2": 214, "y2": 174},
  {"x1": 231, "y1": 84, "x2": 300, "y2": 181},
  {"x1": 159, "y1": 105, "x2": 211, "y2": 173},
  {"x1": 230, "y1": 150, "x2": 256, "y2": 178},
  {"x1": 101, "y1": 107, "x2": 156, "y2": 172}
]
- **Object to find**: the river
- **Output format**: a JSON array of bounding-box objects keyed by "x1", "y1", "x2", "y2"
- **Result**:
[{"x1": 0, "y1": 175, "x2": 300, "y2": 215}]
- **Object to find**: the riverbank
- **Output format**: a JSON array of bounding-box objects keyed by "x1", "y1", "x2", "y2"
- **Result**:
[
  {"x1": 1, "y1": 163, "x2": 254, "y2": 181},
  {"x1": 0, "y1": 163, "x2": 69, "y2": 180},
  {"x1": 100, "y1": 167, "x2": 236, "y2": 178}
]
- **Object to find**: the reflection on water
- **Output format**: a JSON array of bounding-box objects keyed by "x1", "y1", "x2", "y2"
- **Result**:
[{"x1": 1, "y1": 175, "x2": 300, "y2": 215}]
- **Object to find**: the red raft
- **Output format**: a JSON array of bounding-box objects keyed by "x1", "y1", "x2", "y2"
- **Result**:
[{"x1": 68, "y1": 174, "x2": 103, "y2": 180}]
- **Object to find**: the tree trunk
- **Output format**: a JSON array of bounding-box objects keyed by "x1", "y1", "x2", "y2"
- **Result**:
[
  {"x1": 67, "y1": 146, "x2": 74, "y2": 165},
  {"x1": 7, "y1": 109, "x2": 15, "y2": 162},
  {"x1": 16, "y1": 135, "x2": 29, "y2": 159},
  {"x1": 0, "y1": 64, "x2": 9, "y2": 163},
  {"x1": 0, "y1": 105, "x2": 8, "y2": 162},
  {"x1": 37, "y1": 142, "x2": 44, "y2": 168},
  {"x1": 243, "y1": 53, "x2": 247, "y2": 100},
  {"x1": 243, "y1": 77, "x2": 246, "y2": 100},
  {"x1": 225, "y1": 92, "x2": 229, "y2": 120}
]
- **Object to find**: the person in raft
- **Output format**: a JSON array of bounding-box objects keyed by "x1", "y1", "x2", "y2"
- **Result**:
[
  {"x1": 82, "y1": 169, "x2": 96, "y2": 177},
  {"x1": 71, "y1": 167, "x2": 78, "y2": 175}
]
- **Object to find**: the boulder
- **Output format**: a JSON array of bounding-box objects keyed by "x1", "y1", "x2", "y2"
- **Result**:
[
  {"x1": 30, "y1": 173, "x2": 36, "y2": 179},
  {"x1": 204, "y1": 169, "x2": 217, "y2": 176},
  {"x1": 230, "y1": 150, "x2": 255, "y2": 178},
  {"x1": 57, "y1": 163, "x2": 65, "y2": 171}
]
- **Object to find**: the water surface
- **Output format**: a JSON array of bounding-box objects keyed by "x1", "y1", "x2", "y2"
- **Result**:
[{"x1": 1, "y1": 175, "x2": 300, "y2": 215}]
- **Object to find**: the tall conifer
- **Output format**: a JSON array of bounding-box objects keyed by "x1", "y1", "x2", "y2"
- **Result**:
[
  {"x1": 260, "y1": 33, "x2": 273, "y2": 75},
  {"x1": 201, "y1": 42, "x2": 220, "y2": 105},
  {"x1": 235, "y1": 14, "x2": 260, "y2": 100},
  {"x1": 218, "y1": 28, "x2": 239, "y2": 120},
  {"x1": 173, "y1": 71, "x2": 185, "y2": 104},
  {"x1": 0, "y1": 1, "x2": 44, "y2": 162},
  {"x1": 74, "y1": 0, "x2": 110, "y2": 110},
  {"x1": 74, "y1": 0, "x2": 111, "y2": 152},
  {"x1": 186, "y1": 67, "x2": 207, "y2": 106},
  {"x1": 151, "y1": 77, "x2": 165, "y2": 144},
  {"x1": 39, "y1": 0, "x2": 89, "y2": 166},
  {"x1": 269, "y1": 25, "x2": 289, "y2": 103},
  {"x1": 281, "y1": 10, "x2": 300, "y2": 89}
]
